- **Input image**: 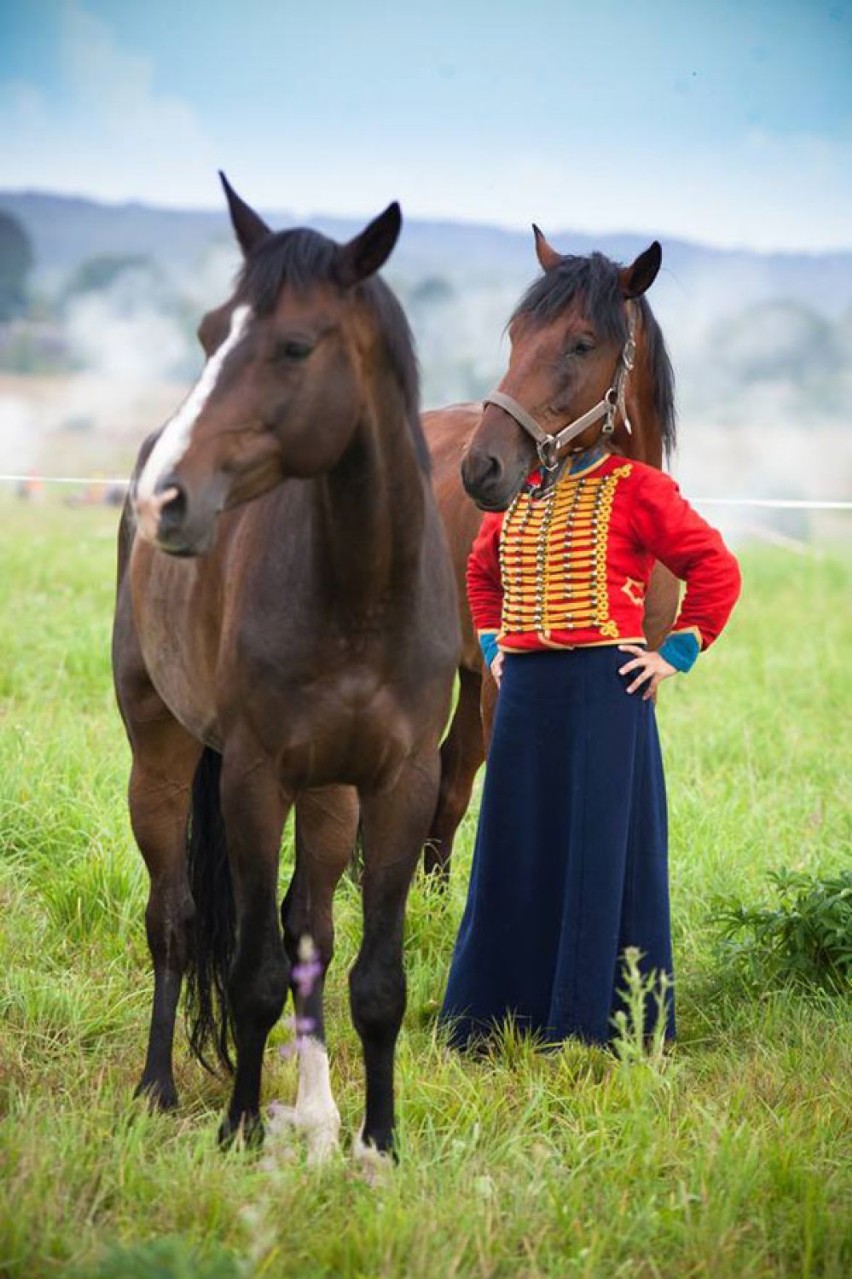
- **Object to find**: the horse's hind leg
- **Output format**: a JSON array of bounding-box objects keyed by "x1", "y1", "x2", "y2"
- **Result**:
[
  {"x1": 424, "y1": 666, "x2": 486, "y2": 879},
  {"x1": 352, "y1": 753, "x2": 440, "y2": 1161},
  {"x1": 123, "y1": 685, "x2": 201, "y2": 1110},
  {"x1": 279, "y1": 785, "x2": 358, "y2": 1163}
]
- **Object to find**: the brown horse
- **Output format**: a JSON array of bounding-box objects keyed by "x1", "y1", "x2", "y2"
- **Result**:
[
  {"x1": 424, "y1": 228, "x2": 679, "y2": 875},
  {"x1": 112, "y1": 176, "x2": 459, "y2": 1161}
]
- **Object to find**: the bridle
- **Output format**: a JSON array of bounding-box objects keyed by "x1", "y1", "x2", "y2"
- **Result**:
[{"x1": 482, "y1": 301, "x2": 638, "y2": 472}]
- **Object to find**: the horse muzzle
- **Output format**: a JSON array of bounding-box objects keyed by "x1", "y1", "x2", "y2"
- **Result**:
[
  {"x1": 133, "y1": 477, "x2": 218, "y2": 556},
  {"x1": 461, "y1": 444, "x2": 529, "y2": 512}
]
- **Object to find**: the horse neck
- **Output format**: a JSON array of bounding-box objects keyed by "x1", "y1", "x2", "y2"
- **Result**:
[{"x1": 315, "y1": 381, "x2": 425, "y2": 611}]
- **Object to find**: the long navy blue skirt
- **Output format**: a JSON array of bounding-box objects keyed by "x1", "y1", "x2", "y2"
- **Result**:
[{"x1": 440, "y1": 647, "x2": 675, "y2": 1049}]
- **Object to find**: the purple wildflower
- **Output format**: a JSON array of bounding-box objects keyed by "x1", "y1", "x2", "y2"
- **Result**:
[
  {"x1": 292, "y1": 959, "x2": 323, "y2": 997},
  {"x1": 278, "y1": 937, "x2": 323, "y2": 1058},
  {"x1": 292, "y1": 937, "x2": 324, "y2": 998}
]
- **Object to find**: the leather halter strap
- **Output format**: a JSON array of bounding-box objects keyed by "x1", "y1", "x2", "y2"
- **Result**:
[{"x1": 483, "y1": 302, "x2": 638, "y2": 472}]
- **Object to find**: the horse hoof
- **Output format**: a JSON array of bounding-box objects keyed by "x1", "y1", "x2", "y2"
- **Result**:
[
  {"x1": 218, "y1": 1113, "x2": 265, "y2": 1151},
  {"x1": 352, "y1": 1130, "x2": 396, "y2": 1184},
  {"x1": 266, "y1": 1099, "x2": 342, "y2": 1167},
  {"x1": 134, "y1": 1078, "x2": 178, "y2": 1112}
]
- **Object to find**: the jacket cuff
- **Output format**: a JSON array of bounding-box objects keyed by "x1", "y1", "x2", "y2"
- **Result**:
[
  {"x1": 658, "y1": 630, "x2": 700, "y2": 673},
  {"x1": 478, "y1": 630, "x2": 500, "y2": 669}
]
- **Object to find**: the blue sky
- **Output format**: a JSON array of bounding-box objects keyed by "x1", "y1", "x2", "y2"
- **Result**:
[{"x1": 2, "y1": 0, "x2": 851, "y2": 250}]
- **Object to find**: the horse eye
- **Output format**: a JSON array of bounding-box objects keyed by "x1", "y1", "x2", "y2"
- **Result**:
[
  {"x1": 274, "y1": 339, "x2": 314, "y2": 363},
  {"x1": 567, "y1": 339, "x2": 595, "y2": 358}
]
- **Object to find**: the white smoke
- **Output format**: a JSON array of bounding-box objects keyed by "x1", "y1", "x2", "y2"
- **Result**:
[
  {"x1": 0, "y1": 394, "x2": 39, "y2": 474},
  {"x1": 2, "y1": 251, "x2": 240, "y2": 480},
  {"x1": 4, "y1": 226, "x2": 851, "y2": 544}
]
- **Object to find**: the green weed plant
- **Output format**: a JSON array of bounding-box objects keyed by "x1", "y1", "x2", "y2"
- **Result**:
[{"x1": 715, "y1": 868, "x2": 852, "y2": 993}]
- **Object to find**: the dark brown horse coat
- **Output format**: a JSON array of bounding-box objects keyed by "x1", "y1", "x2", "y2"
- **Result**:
[{"x1": 113, "y1": 180, "x2": 459, "y2": 1160}]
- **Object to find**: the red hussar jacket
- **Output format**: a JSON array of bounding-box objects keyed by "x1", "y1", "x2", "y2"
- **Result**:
[{"x1": 467, "y1": 451, "x2": 741, "y2": 656}]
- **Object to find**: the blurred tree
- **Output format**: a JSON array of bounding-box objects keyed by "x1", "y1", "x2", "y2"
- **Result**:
[
  {"x1": 410, "y1": 275, "x2": 455, "y2": 306},
  {"x1": 711, "y1": 300, "x2": 837, "y2": 383},
  {"x1": 63, "y1": 253, "x2": 158, "y2": 303},
  {"x1": 0, "y1": 210, "x2": 35, "y2": 322}
]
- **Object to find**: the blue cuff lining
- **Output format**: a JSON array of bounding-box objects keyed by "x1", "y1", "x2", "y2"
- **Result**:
[
  {"x1": 478, "y1": 631, "x2": 500, "y2": 669},
  {"x1": 658, "y1": 632, "x2": 700, "y2": 673}
]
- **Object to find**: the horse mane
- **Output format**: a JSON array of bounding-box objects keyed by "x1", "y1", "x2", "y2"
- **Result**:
[
  {"x1": 236, "y1": 228, "x2": 430, "y2": 472},
  {"x1": 512, "y1": 251, "x2": 677, "y2": 459}
]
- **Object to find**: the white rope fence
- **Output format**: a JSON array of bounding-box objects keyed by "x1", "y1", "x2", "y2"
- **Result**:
[
  {"x1": 693, "y1": 498, "x2": 852, "y2": 511},
  {"x1": 0, "y1": 474, "x2": 129, "y2": 487},
  {"x1": 1, "y1": 474, "x2": 851, "y2": 511}
]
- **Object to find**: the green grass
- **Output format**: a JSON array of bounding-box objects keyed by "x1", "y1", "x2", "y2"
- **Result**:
[{"x1": 1, "y1": 499, "x2": 850, "y2": 1278}]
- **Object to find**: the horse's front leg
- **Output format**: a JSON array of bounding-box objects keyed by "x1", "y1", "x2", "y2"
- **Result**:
[
  {"x1": 218, "y1": 741, "x2": 290, "y2": 1147},
  {"x1": 352, "y1": 752, "x2": 440, "y2": 1161},
  {"x1": 279, "y1": 785, "x2": 358, "y2": 1164}
]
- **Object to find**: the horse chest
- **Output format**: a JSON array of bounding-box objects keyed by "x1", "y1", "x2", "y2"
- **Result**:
[{"x1": 234, "y1": 649, "x2": 418, "y2": 791}]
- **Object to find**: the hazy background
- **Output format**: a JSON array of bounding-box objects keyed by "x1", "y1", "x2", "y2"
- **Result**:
[{"x1": 1, "y1": 0, "x2": 851, "y2": 541}]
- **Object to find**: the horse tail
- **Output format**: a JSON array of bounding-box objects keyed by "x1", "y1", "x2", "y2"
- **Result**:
[{"x1": 184, "y1": 746, "x2": 236, "y2": 1075}]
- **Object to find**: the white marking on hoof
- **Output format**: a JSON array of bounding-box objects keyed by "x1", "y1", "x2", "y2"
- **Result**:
[
  {"x1": 269, "y1": 1039, "x2": 340, "y2": 1166},
  {"x1": 260, "y1": 1102, "x2": 300, "y2": 1169},
  {"x1": 134, "y1": 304, "x2": 252, "y2": 506},
  {"x1": 352, "y1": 1127, "x2": 393, "y2": 1185}
]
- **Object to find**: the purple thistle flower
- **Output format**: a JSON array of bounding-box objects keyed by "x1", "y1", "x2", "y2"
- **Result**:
[
  {"x1": 278, "y1": 1013, "x2": 317, "y2": 1058},
  {"x1": 279, "y1": 938, "x2": 323, "y2": 1059},
  {"x1": 292, "y1": 958, "x2": 323, "y2": 998}
]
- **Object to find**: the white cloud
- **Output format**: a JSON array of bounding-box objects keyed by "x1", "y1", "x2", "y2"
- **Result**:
[
  {"x1": 0, "y1": 1, "x2": 217, "y2": 204},
  {"x1": 375, "y1": 130, "x2": 852, "y2": 253},
  {"x1": 1, "y1": 4, "x2": 850, "y2": 251}
]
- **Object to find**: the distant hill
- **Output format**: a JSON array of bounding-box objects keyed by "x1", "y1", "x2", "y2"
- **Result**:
[
  {"x1": 1, "y1": 190, "x2": 850, "y2": 519},
  {"x1": 3, "y1": 189, "x2": 852, "y2": 317}
]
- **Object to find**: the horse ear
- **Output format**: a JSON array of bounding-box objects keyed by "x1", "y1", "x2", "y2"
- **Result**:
[
  {"x1": 336, "y1": 202, "x2": 402, "y2": 288},
  {"x1": 532, "y1": 224, "x2": 562, "y2": 272},
  {"x1": 619, "y1": 241, "x2": 662, "y2": 299},
  {"x1": 219, "y1": 171, "x2": 272, "y2": 256}
]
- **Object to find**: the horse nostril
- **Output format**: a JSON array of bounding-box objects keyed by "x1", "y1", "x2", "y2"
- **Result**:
[
  {"x1": 464, "y1": 450, "x2": 503, "y2": 489},
  {"x1": 482, "y1": 454, "x2": 503, "y2": 483},
  {"x1": 157, "y1": 482, "x2": 188, "y2": 536}
]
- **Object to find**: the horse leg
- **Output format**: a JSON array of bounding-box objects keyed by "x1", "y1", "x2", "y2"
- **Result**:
[
  {"x1": 218, "y1": 743, "x2": 290, "y2": 1147},
  {"x1": 424, "y1": 666, "x2": 485, "y2": 879},
  {"x1": 279, "y1": 785, "x2": 358, "y2": 1164},
  {"x1": 125, "y1": 692, "x2": 201, "y2": 1110},
  {"x1": 352, "y1": 753, "x2": 440, "y2": 1162}
]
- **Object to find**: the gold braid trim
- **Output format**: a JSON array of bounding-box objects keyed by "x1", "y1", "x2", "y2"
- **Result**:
[{"x1": 499, "y1": 464, "x2": 632, "y2": 638}]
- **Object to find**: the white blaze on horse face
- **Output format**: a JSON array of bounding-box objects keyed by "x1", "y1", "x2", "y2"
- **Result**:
[{"x1": 134, "y1": 304, "x2": 253, "y2": 505}]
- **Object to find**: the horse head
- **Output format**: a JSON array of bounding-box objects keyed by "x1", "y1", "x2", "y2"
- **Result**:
[
  {"x1": 461, "y1": 228, "x2": 673, "y2": 511},
  {"x1": 133, "y1": 174, "x2": 403, "y2": 554}
]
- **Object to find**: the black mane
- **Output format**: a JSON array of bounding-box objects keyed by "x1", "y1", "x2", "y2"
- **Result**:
[
  {"x1": 513, "y1": 251, "x2": 677, "y2": 458},
  {"x1": 236, "y1": 228, "x2": 429, "y2": 472}
]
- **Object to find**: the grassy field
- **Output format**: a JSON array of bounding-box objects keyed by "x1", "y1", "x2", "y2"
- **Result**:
[{"x1": 0, "y1": 500, "x2": 850, "y2": 1278}]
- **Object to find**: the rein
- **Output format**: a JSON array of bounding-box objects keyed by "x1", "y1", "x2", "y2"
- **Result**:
[{"x1": 483, "y1": 301, "x2": 638, "y2": 472}]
